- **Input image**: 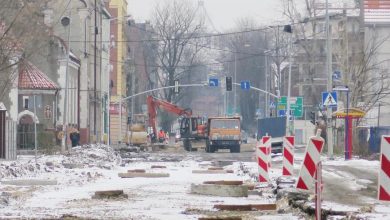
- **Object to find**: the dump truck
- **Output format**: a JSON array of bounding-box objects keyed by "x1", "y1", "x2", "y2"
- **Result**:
[{"x1": 205, "y1": 117, "x2": 241, "y2": 153}]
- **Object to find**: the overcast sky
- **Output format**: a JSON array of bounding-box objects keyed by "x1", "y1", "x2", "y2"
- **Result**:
[
  {"x1": 127, "y1": 0, "x2": 288, "y2": 31},
  {"x1": 127, "y1": 0, "x2": 357, "y2": 30}
]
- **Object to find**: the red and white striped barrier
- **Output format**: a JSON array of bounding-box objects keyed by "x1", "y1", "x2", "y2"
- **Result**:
[
  {"x1": 379, "y1": 135, "x2": 390, "y2": 201},
  {"x1": 282, "y1": 136, "x2": 295, "y2": 176},
  {"x1": 256, "y1": 136, "x2": 271, "y2": 182},
  {"x1": 264, "y1": 136, "x2": 272, "y2": 168},
  {"x1": 296, "y1": 130, "x2": 325, "y2": 190}
]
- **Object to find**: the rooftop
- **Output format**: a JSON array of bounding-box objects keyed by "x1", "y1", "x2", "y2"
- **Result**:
[{"x1": 18, "y1": 60, "x2": 60, "y2": 90}]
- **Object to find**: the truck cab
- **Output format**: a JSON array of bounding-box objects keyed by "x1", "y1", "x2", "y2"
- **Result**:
[{"x1": 206, "y1": 117, "x2": 241, "y2": 153}]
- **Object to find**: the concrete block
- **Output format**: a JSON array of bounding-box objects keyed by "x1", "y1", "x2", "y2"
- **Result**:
[
  {"x1": 118, "y1": 172, "x2": 170, "y2": 178},
  {"x1": 1, "y1": 179, "x2": 57, "y2": 186},
  {"x1": 190, "y1": 184, "x2": 248, "y2": 197}
]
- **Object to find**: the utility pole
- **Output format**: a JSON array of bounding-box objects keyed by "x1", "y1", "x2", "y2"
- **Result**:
[
  {"x1": 93, "y1": 0, "x2": 97, "y2": 143},
  {"x1": 326, "y1": 0, "x2": 334, "y2": 158}
]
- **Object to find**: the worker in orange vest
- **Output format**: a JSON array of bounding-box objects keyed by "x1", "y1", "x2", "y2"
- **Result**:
[{"x1": 158, "y1": 129, "x2": 165, "y2": 143}]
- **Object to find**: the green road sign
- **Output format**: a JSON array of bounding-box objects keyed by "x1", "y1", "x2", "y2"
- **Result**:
[{"x1": 277, "y1": 96, "x2": 303, "y2": 117}]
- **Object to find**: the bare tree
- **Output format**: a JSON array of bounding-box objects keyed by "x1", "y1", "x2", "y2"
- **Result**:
[
  {"x1": 282, "y1": 0, "x2": 326, "y2": 106},
  {"x1": 343, "y1": 32, "x2": 390, "y2": 116},
  {"x1": 0, "y1": 0, "x2": 50, "y2": 101},
  {"x1": 151, "y1": 0, "x2": 205, "y2": 103},
  {"x1": 218, "y1": 18, "x2": 268, "y2": 129}
]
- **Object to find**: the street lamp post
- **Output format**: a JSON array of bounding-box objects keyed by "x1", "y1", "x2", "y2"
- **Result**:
[
  {"x1": 325, "y1": 0, "x2": 334, "y2": 158},
  {"x1": 61, "y1": 13, "x2": 71, "y2": 152},
  {"x1": 234, "y1": 53, "x2": 237, "y2": 114},
  {"x1": 284, "y1": 25, "x2": 293, "y2": 135}
]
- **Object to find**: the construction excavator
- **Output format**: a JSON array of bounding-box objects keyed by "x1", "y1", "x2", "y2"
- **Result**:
[{"x1": 146, "y1": 95, "x2": 206, "y2": 151}]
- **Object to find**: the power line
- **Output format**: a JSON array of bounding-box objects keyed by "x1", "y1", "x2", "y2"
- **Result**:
[{"x1": 68, "y1": 20, "x2": 312, "y2": 44}]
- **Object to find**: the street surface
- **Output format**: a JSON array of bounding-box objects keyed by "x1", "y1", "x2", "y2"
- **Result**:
[{"x1": 0, "y1": 141, "x2": 389, "y2": 219}]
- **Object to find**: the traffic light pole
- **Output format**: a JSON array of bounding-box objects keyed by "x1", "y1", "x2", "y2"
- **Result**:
[{"x1": 232, "y1": 83, "x2": 279, "y2": 98}]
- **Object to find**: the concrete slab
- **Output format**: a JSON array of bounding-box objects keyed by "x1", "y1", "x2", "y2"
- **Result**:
[
  {"x1": 151, "y1": 165, "x2": 167, "y2": 169},
  {"x1": 203, "y1": 180, "x2": 243, "y2": 185},
  {"x1": 213, "y1": 204, "x2": 277, "y2": 211},
  {"x1": 208, "y1": 167, "x2": 224, "y2": 170},
  {"x1": 199, "y1": 217, "x2": 242, "y2": 220},
  {"x1": 212, "y1": 160, "x2": 236, "y2": 167},
  {"x1": 127, "y1": 169, "x2": 146, "y2": 173},
  {"x1": 190, "y1": 184, "x2": 248, "y2": 197},
  {"x1": 62, "y1": 163, "x2": 84, "y2": 169},
  {"x1": 1, "y1": 179, "x2": 57, "y2": 186},
  {"x1": 92, "y1": 190, "x2": 128, "y2": 199},
  {"x1": 118, "y1": 172, "x2": 170, "y2": 178},
  {"x1": 192, "y1": 170, "x2": 233, "y2": 174}
]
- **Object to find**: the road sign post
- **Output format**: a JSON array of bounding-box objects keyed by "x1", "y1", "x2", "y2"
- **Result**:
[
  {"x1": 209, "y1": 78, "x2": 219, "y2": 87},
  {"x1": 240, "y1": 81, "x2": 250, "y2": 90},
  {"x1": 322, "y1": 92, "x2": 337, "y2": 107}
]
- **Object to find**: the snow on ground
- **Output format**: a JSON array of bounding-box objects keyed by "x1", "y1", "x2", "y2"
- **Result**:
[
  {"x1": 1, "y1": 144, "x2": 390, "y2": 219},
  {"x1": 0, "y1": 145, "x2": 285, "y2": 219}
]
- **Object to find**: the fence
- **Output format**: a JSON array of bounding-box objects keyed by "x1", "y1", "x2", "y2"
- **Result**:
[{"x1": 0, "y1": 109, "x2": 17, "y2": 160}]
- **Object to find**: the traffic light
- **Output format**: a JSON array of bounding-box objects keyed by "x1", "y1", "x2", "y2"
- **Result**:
[
  {"x1": 226, "y1": 76, "x2": 232, "y2": 91},
  {"x1": 310, "y1": 111, "x2": 316, "y2": 125}
]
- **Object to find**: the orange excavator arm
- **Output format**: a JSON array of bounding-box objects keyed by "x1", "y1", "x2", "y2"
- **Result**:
[{"x1": 147, "y1": 96, "x2": 192, "y2": 137}]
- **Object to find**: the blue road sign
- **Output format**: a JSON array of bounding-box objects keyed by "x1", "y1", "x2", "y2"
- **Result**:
[
  {"x1": 241, "y1": 81, "x2": 250, "y2": 90},
  {"x1": 209, "y1": 78, "x2": 218, "y2": 87},
  {"x1": 269, "y1": 101, "x2": 276, "y2": 109},
  {"x1": 333, "y1": 70, "x2": 341, "y2": 81},
  {"x1": 278, "y1": 109, "x2": 286, "y2": 117},
  {"x1": 322, "y1": 91, "x2": 337, "y2": 107}
]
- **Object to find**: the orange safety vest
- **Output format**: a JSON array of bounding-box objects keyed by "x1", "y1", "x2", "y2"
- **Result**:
[{"x1": 158, "y1": 131, "x2": 165, "y2": 138}]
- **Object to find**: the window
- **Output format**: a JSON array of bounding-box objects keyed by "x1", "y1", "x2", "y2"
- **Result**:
[
  {"x1": 23, "y1": 96, "x2": 29, "y2": 109},
  {"x1": 210, "y1": 119, "x2": 240, "y2": 129}
]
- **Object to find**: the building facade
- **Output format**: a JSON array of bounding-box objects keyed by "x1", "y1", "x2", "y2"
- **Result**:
[{"x1": 107, "y1": 0, "x2": 128, "y2": 144}]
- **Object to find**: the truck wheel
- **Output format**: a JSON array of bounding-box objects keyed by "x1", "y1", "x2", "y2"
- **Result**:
[
  {"x1": 205, "y1": 140, "x2": 210, "y2": 152},
  {"x1": 206, "y1": 140, "x2": 215, "y2": 153},
  {"x1": 183, "y1": 139, "x2": 192, "y2": 151},
  {"x1": 231, "y1": 144, "x2": 240, "y2": 153}
]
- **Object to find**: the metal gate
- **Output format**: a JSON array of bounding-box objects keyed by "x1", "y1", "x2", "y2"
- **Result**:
[
  {"x1": 17, "y1": 115, "x2": 35, "y2": 150},
  {"x1": 0, "y1": 107, "x2": 17, "y2": 160}
]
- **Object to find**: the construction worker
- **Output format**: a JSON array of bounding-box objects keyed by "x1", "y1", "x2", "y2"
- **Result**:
[
  {"x1": 158, "y1": 129, "x2": 165, "y2": 143},
  {"x1": 69, "y1": 126, "x2": 80, "y2": 147}
]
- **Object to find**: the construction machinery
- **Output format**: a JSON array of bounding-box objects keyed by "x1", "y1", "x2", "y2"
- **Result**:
[
  {"x1": 205, "y1": 117, "x2": 241, "y2": 153},
  {"x1": 126, "y1": 114, "x2": 148, "y2": 148},
  {"x1": 146, "y1": 95, "x2": 206, "y2": 150}
]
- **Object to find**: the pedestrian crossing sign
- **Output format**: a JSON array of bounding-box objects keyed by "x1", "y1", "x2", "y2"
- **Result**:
[{"x1": 322, "y1": 91, "x2": 337, "y2": 107}]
